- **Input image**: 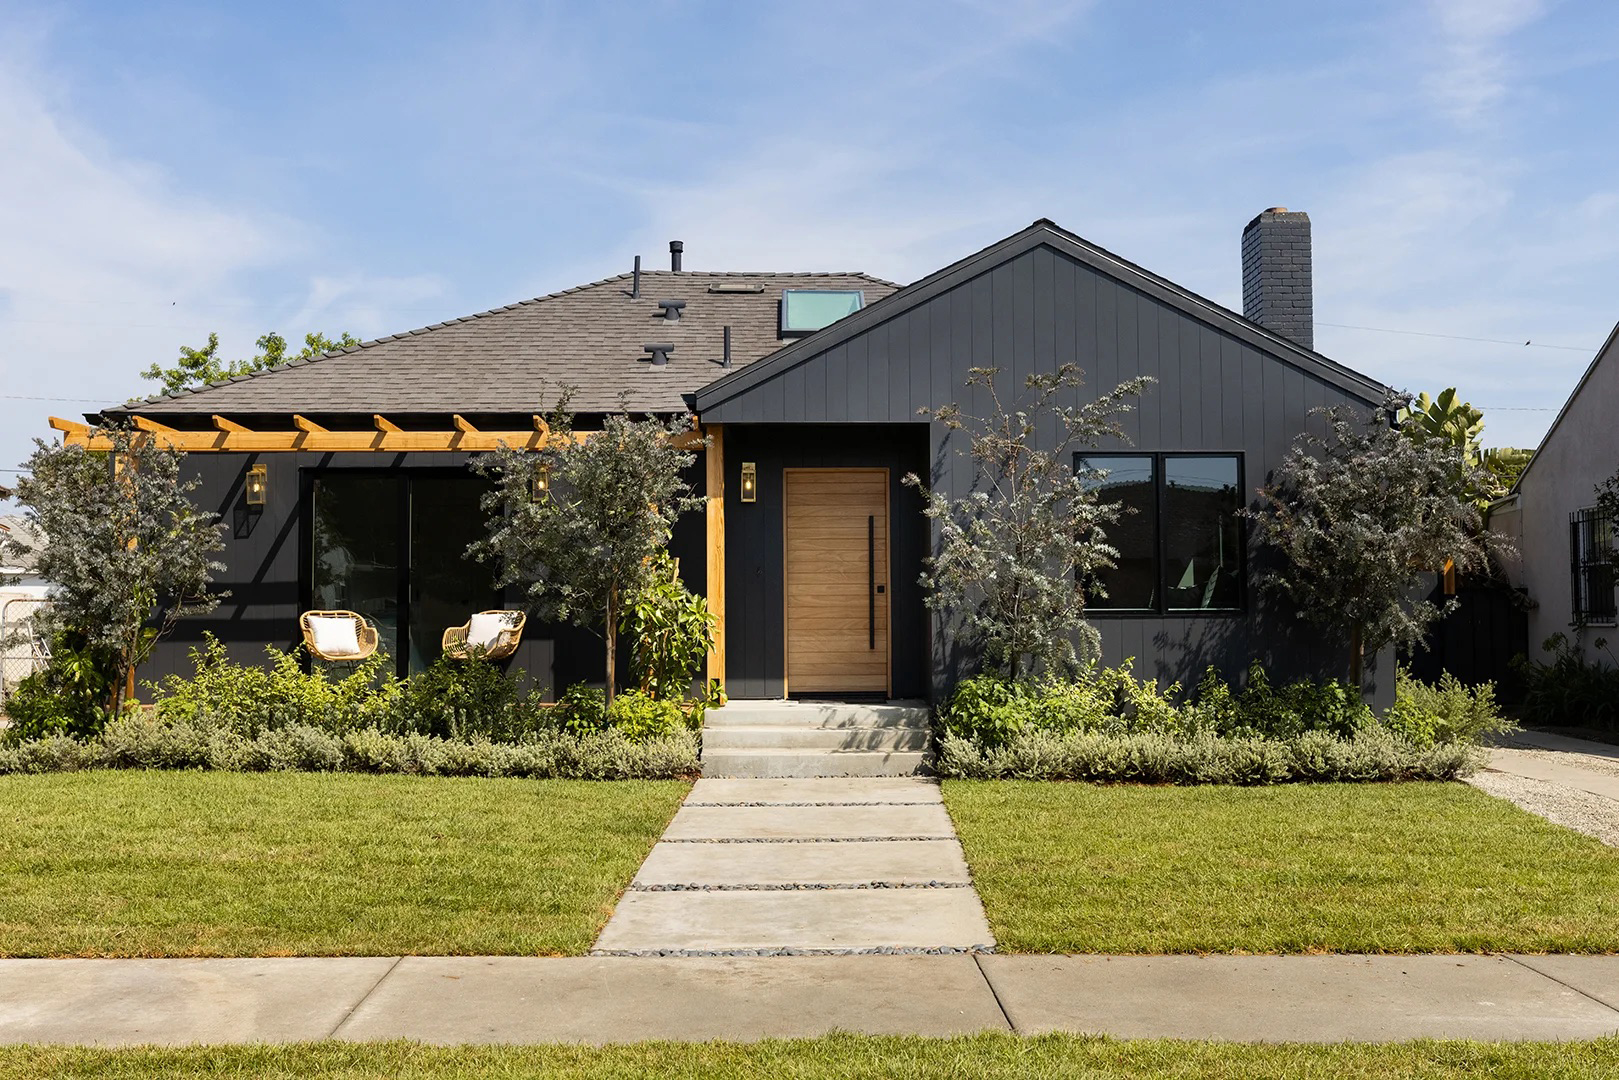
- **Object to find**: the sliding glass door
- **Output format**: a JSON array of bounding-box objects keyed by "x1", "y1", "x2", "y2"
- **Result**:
[{"x1": 309, "y1": 471, "x2": 498, "y2": 675}]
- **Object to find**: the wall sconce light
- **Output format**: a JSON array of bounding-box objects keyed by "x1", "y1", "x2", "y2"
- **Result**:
[
  {"x1": 532, "y1": 466, "x2": 551, "y2": 498},
  {"x1": 740, "y1": 462, "x2": 757, "y2": 503},
  {"x1": 245, "y1": 464, "x2": 268, "y2": 506}
]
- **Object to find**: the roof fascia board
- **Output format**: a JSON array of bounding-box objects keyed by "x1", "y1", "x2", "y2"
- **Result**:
[
  {"x1": 1510, "y1": 319, "x2": 1619, "y2": 493},
  {"x1": 694, "y1": 223, "x2": 1390, "y2": 412}
]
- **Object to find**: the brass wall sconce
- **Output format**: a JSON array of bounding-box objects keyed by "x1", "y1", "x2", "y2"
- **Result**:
[
  {"x1": 245, "y1": 464, "x2": 268, "y2": 506},
  {"x1": 533, "y1": 466, "x2": 551, "y2": 497},
  {"x1": 740, "y1": 462, "x2": 757, "y2": 503}
]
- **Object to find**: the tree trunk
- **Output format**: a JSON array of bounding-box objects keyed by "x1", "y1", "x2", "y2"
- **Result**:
[
  {"x1": 1348, "y1": 624, "x2": 1364, "y2": 690},
  {"x1": 605, "y1": 586, "x2": 617, "y2": 705}
]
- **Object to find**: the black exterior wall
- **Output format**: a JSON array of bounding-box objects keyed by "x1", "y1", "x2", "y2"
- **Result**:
[
  {"x1": 720, "y1": 424, "x2": 931, "y2": 701},
  {"x1": 697, "y1": 236, "x2": 1394, "y2": 704},
  {"x1": 145, "y1": 450, "x2": 706, "y2": 697}
]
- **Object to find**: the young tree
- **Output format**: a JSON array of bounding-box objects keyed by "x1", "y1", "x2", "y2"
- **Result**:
[
  {"x1": 142, "y1": 330, "x2": 361, "y2": 396},
  {"x1": 904, "y1": 364, "x2": 1152, "y2": 681},
  {"x1": 1249, "y1": 394, "x2": 1507, "y2": 687},
  {"x1": 2, "y1": 428, "x2": 227, "y2": 712},
  {"x1": 470, "y1": 395, "x2": 704, "y2": 702}
]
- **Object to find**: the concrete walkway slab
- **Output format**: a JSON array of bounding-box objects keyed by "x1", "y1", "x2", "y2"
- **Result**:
[
  {"x1": 593, "y1": 889, "x2": 994, "y2": 953},
  {"x1": 688, "y1": 777, "x2": 943, "y2": 804},
  {"x1": 663, "y1": 803, "x2": 956, "y2": 841},
  {"x1": 0, "y1": 957, "x2": 395, "y2": 1046},
  {"x1": 1486, "y1": 748, "x2": 1619, "y2": 802},
  {"x1": 977, "y1": 954, "x2": 1619, "y2": 1042},
  {"x1": 1510, "y1": 955, "x2": 1619, "y2": 1012},
  {"x1": 335, "y1": 955, "x2": 1008, "y2": 1044},
  {"x1": 633, "y1": 839, "x2": 971, "y2": 887}
]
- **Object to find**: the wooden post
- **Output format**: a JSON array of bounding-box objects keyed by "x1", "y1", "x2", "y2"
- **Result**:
[{"x1": 705, "y1": 424, "x2": 726, "y2": 689}]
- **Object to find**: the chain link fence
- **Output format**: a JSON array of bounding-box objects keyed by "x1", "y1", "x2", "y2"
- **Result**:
[{"x1": 0, "y1": 597, "x2": 50, "y2": 710}]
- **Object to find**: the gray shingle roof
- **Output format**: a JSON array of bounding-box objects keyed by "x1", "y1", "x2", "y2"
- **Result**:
[{"x1": 109, "y1": 271, "x2": 899, "y2": 418}]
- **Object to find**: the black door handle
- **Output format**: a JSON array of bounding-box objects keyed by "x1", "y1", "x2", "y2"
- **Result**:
[{"x1": 868, "y1": 515, "x2": 876, "y2": 651}]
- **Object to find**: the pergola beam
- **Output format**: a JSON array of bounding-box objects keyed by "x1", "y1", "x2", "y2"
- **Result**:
[{"x1": 50, "y1": 413, "x2": 692, "y2": 453}]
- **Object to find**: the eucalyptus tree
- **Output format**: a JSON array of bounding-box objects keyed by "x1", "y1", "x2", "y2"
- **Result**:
[
  {"x1": 3, "y1": 427, "x2": 227, "y2": 714},
  {"x1": 470, "y1": 393, "x2": 704, "y2": 702},
  {"x1": 1250, "y1": 394, "x2": 1507, "y2": 687},
  {"x1": 904, "y1": 364, "x2": 1152, "y2": 681}
]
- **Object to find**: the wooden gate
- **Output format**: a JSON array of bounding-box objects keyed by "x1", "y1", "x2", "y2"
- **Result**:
[{"x1": 783, "y1": 468, "x2": 890, "y2": 696}]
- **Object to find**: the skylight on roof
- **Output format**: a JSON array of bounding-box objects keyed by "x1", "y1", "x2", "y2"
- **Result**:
[{"x1": 780, "y1": 289, "x2": 864, "y2": 335}]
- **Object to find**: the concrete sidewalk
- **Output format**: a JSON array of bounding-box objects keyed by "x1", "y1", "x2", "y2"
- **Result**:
[{"x1": 2, "y1": 953, "x2": 1617, "y2": 1046}]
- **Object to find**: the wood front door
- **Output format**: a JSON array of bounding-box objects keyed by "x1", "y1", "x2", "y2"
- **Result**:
[{"x1": 783, "y1": 468, "x2": 890, "y2": 696}]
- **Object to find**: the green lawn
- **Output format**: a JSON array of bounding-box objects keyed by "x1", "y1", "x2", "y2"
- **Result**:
[
  {"x1": 944, "y1": 780, "x2": 1619, "y2": 954},
  {"x1": 0, "y1": 772, "x2": 689, "y2": 957},
  {"x1": 1, "y1": 1036, "x2": 1615, "y2": 1079}
]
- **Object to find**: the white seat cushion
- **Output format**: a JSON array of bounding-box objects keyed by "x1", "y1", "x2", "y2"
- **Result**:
[
  {"x1": 308, "y1": 615, "x2": 362, "y2": 658},
  {"x1": 467, "y1": 612, "x2": 511, "y2": 650}
]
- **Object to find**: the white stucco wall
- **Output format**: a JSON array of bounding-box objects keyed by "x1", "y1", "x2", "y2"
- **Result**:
[{"x1": 1497, "y1": 326, "x2": 1619, "y2": 667}]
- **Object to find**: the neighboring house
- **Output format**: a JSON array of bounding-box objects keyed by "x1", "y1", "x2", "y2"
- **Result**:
[
  {"x1": 58, "y1": 211, "x2": 1393, "y2": 702},
  {"x1": 1490, "y1": 324, "x2": 1619, "y2": 667}
]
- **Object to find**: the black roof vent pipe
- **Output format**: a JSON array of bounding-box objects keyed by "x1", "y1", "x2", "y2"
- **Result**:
[
  {"x1": 658, "y1": 299, "x2": 686, "y2": 322},
  {"x1": 631, "y1": 255, "x2": 641, "y2": 299},
  {"x1": 670, "y1": 240, "x2": 684, "y2": 271},
  {"x1": 643, "y1": 343, "x2": 675, "y2": 366},
  {"x1": 722, "y1": 325, "x2": 732, "y2": 368}
]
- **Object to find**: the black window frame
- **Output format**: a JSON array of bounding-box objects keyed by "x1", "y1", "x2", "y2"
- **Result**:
[
  {"x1": 1570, "y1": 505, "x2": 1618, "y2": 626},
  {"x1": 1075, "y1": 450, "x2": 1248, "y2": 618}
]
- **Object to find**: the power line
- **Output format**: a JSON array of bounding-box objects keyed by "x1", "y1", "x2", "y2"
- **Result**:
[{"x1": 1318, "y1": 322, "x2": 1595, "y2": 352}]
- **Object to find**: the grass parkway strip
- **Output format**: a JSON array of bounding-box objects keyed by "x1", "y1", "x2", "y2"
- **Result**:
[
  {"x1": 943, "y1": 780, "x2": 1619, "y2": 954},
  {"x1": 1, "y1": 1035, "x2": 1617, "y2": 1079},
  {"x1": 0, "y1": 772, "x2": 690, "y2": 957}
]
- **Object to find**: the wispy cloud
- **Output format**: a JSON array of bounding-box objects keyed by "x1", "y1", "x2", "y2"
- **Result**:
[{"x1": 1424, "y1": 0, "x2": 1546, "y2": 124}]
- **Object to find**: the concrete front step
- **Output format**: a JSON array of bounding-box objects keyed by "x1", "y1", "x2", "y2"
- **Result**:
[
  {"x1": 688, "y1": 778, "x2": 943, "y2": 804},
  {"x1": 704, "y1": 701, "x2": 931, "y2": 730},
  {"x1": 702, "y1": 749, "x2": 930, "y2": 779},
  {"x1": 703, "y1": 725, "x2": 930, "y2": 751}
]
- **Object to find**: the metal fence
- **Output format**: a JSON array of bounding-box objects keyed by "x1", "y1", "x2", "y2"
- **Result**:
[{"x1": 0, "y1": 597, "x2": 50, "y2": 707}]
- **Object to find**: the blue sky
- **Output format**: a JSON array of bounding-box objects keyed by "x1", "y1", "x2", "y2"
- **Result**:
[{"x1": 2, "y1": 0, "x2": 1616, "y2": 492}]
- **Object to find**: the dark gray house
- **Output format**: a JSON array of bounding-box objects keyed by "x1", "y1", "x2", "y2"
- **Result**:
[{"x1": 62, "y1": 211, "x2": 1390, "y2": 701}]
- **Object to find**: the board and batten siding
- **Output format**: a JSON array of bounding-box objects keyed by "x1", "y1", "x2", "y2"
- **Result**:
[{"x1": 700, "y1": 242, "x2": 1388, "y2": 701}]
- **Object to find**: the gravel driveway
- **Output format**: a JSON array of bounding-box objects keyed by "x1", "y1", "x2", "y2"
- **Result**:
[{"x1": 1464, "y1": 732, "x2": 1619, "y2": 848}]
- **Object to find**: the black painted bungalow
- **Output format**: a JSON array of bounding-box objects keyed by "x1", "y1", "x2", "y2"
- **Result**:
[{"x1": 64, "y1": 212, "x2": 1392, "y2": 703}]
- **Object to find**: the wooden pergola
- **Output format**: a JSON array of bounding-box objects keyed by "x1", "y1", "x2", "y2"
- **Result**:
[{"x1": 49, "y1": 411, "x2": 727, "y2": 686}]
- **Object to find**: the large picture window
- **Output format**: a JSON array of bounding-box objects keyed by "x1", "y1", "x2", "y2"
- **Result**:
[{"x1": 1077, "y1": 453, "x2": 1245, "y2": 614}]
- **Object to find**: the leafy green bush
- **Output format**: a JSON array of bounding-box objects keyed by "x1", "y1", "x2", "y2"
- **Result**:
[
  {"x1": 0, "y1": 712, "x2": 698, "y2": 779},
  {"x1": 1, "y1": 633, "x2": 118, "y2": 742},
  {"x1": 605, "y1": 690, "x2": 687, "y2": 740},
  {"x1": 394, "y1": 654, "x2": 544, "y2": 740},
  {"x1": 940, "y1": 661, "x2": 1373, "y2": 750},
  {"x1": 148, "y1": 635, "x2": 397, "y2": 736},
  {"x1": 1515, "y1": 633, "x2": 1619, "y2": 732},
  {"x1": 553, "y1": 683, "x2": 607, "y2": 735},
  {"x1": 621, "y1": 552, "x2": 716, "y2": 700},
  {"x1": 1385, "y1": 666, "x2": 1513, "y2": 747},
  {"x1": 1193, "y1": 663, "x2": 1373, "y2": 740},
  {"x1": 935, "y1": 728, "x2": 1482, "y2": 784}
]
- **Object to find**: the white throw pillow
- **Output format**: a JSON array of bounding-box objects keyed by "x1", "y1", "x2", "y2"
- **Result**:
[
  {"x1": 467, "y1": 612, "x2": 510, "y2": 650},
  {"x1": 308, "y1": 615, "x2": 362, "y2": 658}
]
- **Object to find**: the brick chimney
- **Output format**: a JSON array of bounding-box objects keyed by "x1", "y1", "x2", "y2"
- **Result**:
[{"x1": 1241, "y1": 207, "x2": 1313, "y2": 350}]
